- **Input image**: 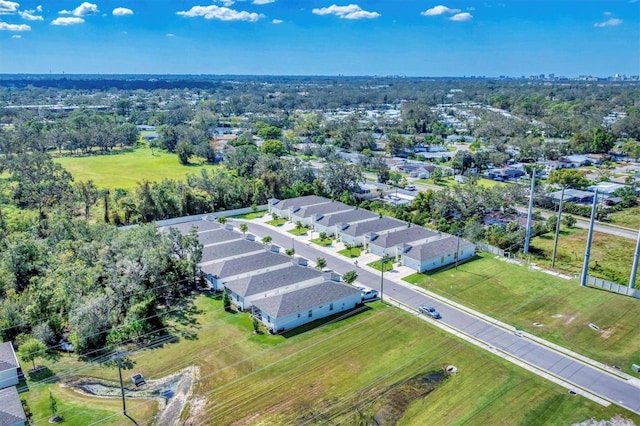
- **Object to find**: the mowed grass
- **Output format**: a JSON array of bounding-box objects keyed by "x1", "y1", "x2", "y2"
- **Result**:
[
  {"x1": 338, "y1": 246, "x2": 361, "y2": 258},
  {"x1": 609, "y1": 206, "x2": 640, "y2": 229},
  {"x1": 404, "y1": 253, "x2": 640, "y2": 372},
  {"x1": 39, "y1": 294, "x2": 640, "y2": 425},
  {"x1": 54, "y1": 147, "x2": 215, "y2": 189},
  {"x1": 530, "y1": 227, "x2": 637, "y2": 284}
]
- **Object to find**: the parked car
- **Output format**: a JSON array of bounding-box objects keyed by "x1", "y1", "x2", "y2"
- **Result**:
[
  {"x1": 131, "y1": 373, "x2": 146, "y2": 387},
  {"x1": 418, "y1": 304, "x2": 441, "y2": 319},
  {"x1": 356, "y1": 286, "x2": 379, "y2": 301},
  {"x1": 405, "y1": 184, "x2": 416, "y2": 191}
]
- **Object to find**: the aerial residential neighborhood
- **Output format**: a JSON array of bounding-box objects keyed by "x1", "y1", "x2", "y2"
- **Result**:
[{"x1": 1, "y1": 1, "x2": 640, "y2": 422}]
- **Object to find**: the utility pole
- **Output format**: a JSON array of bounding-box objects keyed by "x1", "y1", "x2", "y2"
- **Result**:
[
  {"x1": 115, "y1": 350, "x2": 138, "y2": 425},
  {"x1": 380, "y1": 255, "x2": 388, "y2": 302},
  {"x1": 551, "y1": 186, "x2": 565, "y2": 269},
  {"x1": 580, "y1": 189, "x2": 598, "y2": 287},
  {"x1": 455, "y1": 232, "x2": 461, "y2": 270},
  {"x1": 116, "y1": 350, "x2": 127, "y2": 416},
  {"x1": 523, "y1": 168, "x2": 536, "y2": 255},
  {"x1": 630, "y1": 228, "x2": 640, "y2": 289}
]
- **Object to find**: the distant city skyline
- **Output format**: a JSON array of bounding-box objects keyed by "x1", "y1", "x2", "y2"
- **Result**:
[{"x1": 0, "y1": 0, "x2": 638, "y2": 77}]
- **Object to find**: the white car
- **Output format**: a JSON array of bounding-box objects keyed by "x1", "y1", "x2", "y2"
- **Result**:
[{"x1": 356, "y1": 286, "x2": 379, "y2": 301}]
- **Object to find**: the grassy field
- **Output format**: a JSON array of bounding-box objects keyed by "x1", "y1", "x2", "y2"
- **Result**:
[
  {"x1": 415, "y1": 177, "x2": 509, "y2": 189},
  {"x1": 54, "y1": 147, "x2": 215, "y2": 189},
  {"x1": 368, "y1": 258, "x2": 395, "y2": 271},
  {"x1": 288, "y1": 227, "x2": 309, "y2": 236},
  {"x1": 404, "y1": 253, "x2": 640, "y2": 373},
  {"x1": 310, "y1": 237, "x2": 333, "y2": 247},
  {"x1": 232, "y1": 211, "x2": 266, "y2": 220},
  {"x1": 530, "y1": 227, "x2": 637, "y2": 284},
  {"x1": 266, "y1": 218, "x2": 287, "y2": 227},
  {"x1": 23, "y1": 294, "x2": 640, "y2": 425},
  {"x1": 609, "y1": 206, "x2": 640, "y2": 229}
]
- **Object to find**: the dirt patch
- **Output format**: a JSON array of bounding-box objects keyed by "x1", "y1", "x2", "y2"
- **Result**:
[
  {"x1": 62, "y1": 366, "x2": 198, "y2": 425},
  {"x1": 600, "y1": 327, "x2": 615, "y2": 339},
  {"x1": 565, "y1": 315, "x2": 577, "y2": 325},
  {"x1": 372, "y1": 370, "x2": 449, "y2": 425}
]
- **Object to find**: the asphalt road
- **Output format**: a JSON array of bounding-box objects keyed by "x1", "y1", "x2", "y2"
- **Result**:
[{"x1": 241, "y1": 221, "x2": 640, "y2": 415}]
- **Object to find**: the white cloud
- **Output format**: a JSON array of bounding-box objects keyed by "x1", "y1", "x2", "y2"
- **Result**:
[
  {"x1": 0, "y1": 21, "x2": 30, "y2": 30},
  {"x1": 61, "y1": 2, "x2": 98, "y2": 17},
  {"x1": 0, "y1": 0, "x2": 19, "y2": 15},
  {"x1": 166, "y1": 33, "x2": 175, "y2": 37},
  {"x1": 312, "y1": 4, "x2": 380, "y2": 19},
  {"x1": 271, "y1": 18, "x2": 282, "y2": 24},
  {"x1": 177, "y1": 5, "x2": 263, "y2": 22},
  {"x1": 253, "y1": 0, "x2": 275, "y2": 4},
  {"x1": 219, "y1": 0, "x2": 235, "y2": 5},
  {"x1": 19, "y1": 9, "x2": 43, "y2": 20},
  {"x1": 36, "y1": 5, "x2": 41, "y2": 12},
  {"x1": 11, "y1": 33, "x2": 20, "y2": 37},
  {"x1": 594, "y1": 17, "x2": 622, "y2": 27},
  {"x1": 112, "y1": 7, "x2": 133, "y2": 16},
  {"x1": 51, "y1": 16, "x2": 85, "y2": 25},
  {"x1": 421, "y1": 5, "x2": 460, "y2": 16},
  {"x1": 450, "y1": 12, "x2": 472, "y2": 21}
]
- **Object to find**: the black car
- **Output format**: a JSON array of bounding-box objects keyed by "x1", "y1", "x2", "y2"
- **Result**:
[{"x1": 418, "y1": 304, "x2": 441, "y2": 319}]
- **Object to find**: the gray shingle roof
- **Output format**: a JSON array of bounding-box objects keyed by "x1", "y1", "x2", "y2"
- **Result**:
[
  {"x1": 224, "y1": 265, "x2": 323, "y2": 297},
  {"x1": 314, "y1": 209, "x2": 378, "y2": 227},
  {"x1": 253, "y1": 282, "x2": 361, "y2": 318},
  {"x1": 201, "y1": 251, "x2": 291, "y2": 278},
  {"x1": 200, "y1": 239, "x2": 263, "y2": 263},
  {"x1": 293, "y1": 201, "x2": 351, "y2": 219},
  {"x1": 272, "y1": 195, "x2": 330, "y2": 211},
  {"x1": 161, "y1": 220, "x2": 220, "y2": 234},
  {"x1": 197, "y1": 229, "x2": 242, "y2": 246},
  {"x1": 0, "y1": 387, "x2": 26, "y2": 425},
  {"x1": 369, "y1": 226, "x2": 438, "y2": 248},
  {"x1": 0, "y1": 342, "x2": 19, "y2": 372},
  {"x1": 404, "y1": 236, "x2": 475, "y2": 261},
  {"x1": 341, "y1": 217, "x2": 406, "y2": 237}
]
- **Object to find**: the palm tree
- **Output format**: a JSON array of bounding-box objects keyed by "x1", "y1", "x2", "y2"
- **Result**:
[{"x1": 239, "y1": 223, "x2": 248, "y2": 235}]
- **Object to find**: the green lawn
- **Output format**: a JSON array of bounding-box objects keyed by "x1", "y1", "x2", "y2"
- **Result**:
[
  {"x1": 310, "y1": 237, "x2": 333, "y2": 247},
  {"x1": 288, "y1": 227, "x2": 309, "y2": 236},
  {"x1": 609, "y1": 206, "x2": 640, "y2": 229},
  {"x1": 414, "y1": 177, "x2": 507, "y2": 189},
  {"x1": 338, "y1": 247, "x2": 361, "y2": 258},
  {"x1": 26, "y1": 294, "x2": 639, "y2": 425},
  {"x1": 266, "y1": 218, "x2": 287, "y2": 227},
  {"x1": 54, "y1": 147, "x2": 216, "y2": 189},
  {"x1": 404, "y1": 253, "x2": 640, "y2": 373},
  {"x1": 530, "y1": 227, "x2": 637, "y2": 284},
  {"x1": 368, "y1": 258, "x2": 395, "y2": 271},
  {"x1": 232, "y1": 211, "x2": 266, "y2": 220}
]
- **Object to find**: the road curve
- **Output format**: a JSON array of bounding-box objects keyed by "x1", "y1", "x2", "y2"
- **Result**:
[{"x1": 240, "y1": 220, "x2": 640, "y2": 415}]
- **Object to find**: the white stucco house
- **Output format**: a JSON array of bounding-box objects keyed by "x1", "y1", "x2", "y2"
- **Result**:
[
  {"x1": 402, "y1": 236, "x2": 476, "y2": 273},
  {"x1": 252, "y1": 282, "x2": 363, "y2": 333},
  {"x1": 0, "y1": 342, "x2": 20, "y2": 390},
  {"x1": 289, "y1": 201, "x2": 352, "y2": 227},
  {"x1": 312, "y1": 209, "x2": 378, "y2": 237},
  {"x1": 367, "y1": 226, "x2": 440, "y2": 259},
  {"x1": 339, "y1": 217, "x2": 407, "y2": 247},
  {"x1": 268, "y1": 195, "x2": 331, "y2": 219},
  {"x1": 223, "y1": 265, "x2": 325, "y2": 311}
]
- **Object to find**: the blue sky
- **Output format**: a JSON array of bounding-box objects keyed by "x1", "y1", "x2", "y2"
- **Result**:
[{"x1": 0, "y1": 0, "x2": 638, "y2": 76}]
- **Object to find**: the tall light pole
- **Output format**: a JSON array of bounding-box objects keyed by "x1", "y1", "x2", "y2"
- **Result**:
[
  {"x1": 116, "y1": 350, "x2": 138, "y2": 425},
  {"x1": 629, "y1": 228, "x2": 640, "y2": 289},
  {"x1": 580, "y1": 189, "x2": 598, "y2": 287},
  {"x1": 455, "y1": 232, "x2": 461, "y2": 270},
  {"x1": 523, "y1": 167, "x2": 537, "y2": 255},
  {"x1": 551, "y1": 186, "x2": 565, "y2": 269}
]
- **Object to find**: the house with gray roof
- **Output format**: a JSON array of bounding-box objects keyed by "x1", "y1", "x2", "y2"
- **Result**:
[
  {"x1": 402, "y1": 236, "x2": 475, "y2": 273},
  {"x1": 290, "y1": 201, "x2": 352, "y2": 226},
  {"x1": 313, "y1": 208, "x2": 378, "y2": 237},
  {"x1": 252, "y1": 282, "x2": 362, "y2": 333},
  {"x1": 268, "y1": 195, "x2": 331, "y2": 219},
  {"x1": 339, "y1": 217, "x2": 407, "y2": 247},
  {"x1": 0, "y1": 342, "x2": 19, "y2": 390},
  {"x1": 0, "y1": 387, "x2": 26, "y2": 426},
  {"x1": 197, "y1": 229, "x2": 243, "y2": 247},
  {"x1": 200, "y1": 250, "x2": 292, "y2": 291},
  {"x1": 223, "y1": 265, "x2": 324, "y2": 310},
  {"x1": 368, "y1": 226, "x2": 440, "y2": 259},
  {"x1": 199, "y1": 239, "x2": 264, "y2": 266}
]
